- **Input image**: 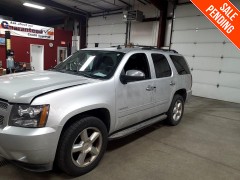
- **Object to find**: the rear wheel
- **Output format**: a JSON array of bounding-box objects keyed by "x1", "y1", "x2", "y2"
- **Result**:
[
  {"x1": 56, "y1": 116, "x2": 108, "y2": 176},
  {"x1": 166, "y1": 95, "x2": 184, "y2": 126}
]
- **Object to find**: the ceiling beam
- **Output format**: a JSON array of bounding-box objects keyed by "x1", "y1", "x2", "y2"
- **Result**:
[
  {"x1": 148, "y1": 0, "x2": 168, "y2": 11},
  {"x1": 137, "y1": 0, "x2": 147, "y2": 5},
  {"x1": 101, "y1": 0, "x2": 122, "y2": 8},
  {"x1": 31, "y1": 0, "x2": 89, "y2": 18},
  {"x1": 118, "y1": 0, "x2": 132, "y2": 7},
  {"x1": 69, "y1": 0, "x2": 106, "y2": 11}
]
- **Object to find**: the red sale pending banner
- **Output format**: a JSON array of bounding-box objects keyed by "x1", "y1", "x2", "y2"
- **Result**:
[{"x1": 191, "y1": 0, "x2": 240, "y2": 49}]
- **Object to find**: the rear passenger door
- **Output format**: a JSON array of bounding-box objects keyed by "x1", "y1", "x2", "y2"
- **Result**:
[{"x1": 151, "y1": 53, "x2": 175, "y2": 114}]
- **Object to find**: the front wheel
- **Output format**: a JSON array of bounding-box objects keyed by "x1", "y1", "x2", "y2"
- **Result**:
[
  {"x1": 56, "y1": 116, "x2": 108, "y2": 176},
  {"x1": 166, "y1": 95, "x2": 184, "y2": 126}
]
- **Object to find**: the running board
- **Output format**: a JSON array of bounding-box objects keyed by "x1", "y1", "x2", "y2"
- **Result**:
[{"x1": 108, "y1": 114, "x2": 167, "y2": 140}]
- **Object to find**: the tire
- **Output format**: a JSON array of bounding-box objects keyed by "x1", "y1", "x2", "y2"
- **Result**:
[
  {"x1": 56, "y1": 116, "x2": 108, "y2": 176},
  {"x1": 166, "y1": 94, "x2": 184, "y2": 126}
]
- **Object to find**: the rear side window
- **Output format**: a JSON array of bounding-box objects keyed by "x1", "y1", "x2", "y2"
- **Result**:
[
  {"x1": 170, "y1": 55, "x2": 190, "y2": 75},
  {"x1": 151, "y1": 54, "x2": 172, "y2": 78}
]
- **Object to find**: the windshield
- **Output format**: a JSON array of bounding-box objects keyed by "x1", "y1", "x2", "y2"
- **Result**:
[{"x1": 53, "y1": 50, "x2": 125, "y2": 79}]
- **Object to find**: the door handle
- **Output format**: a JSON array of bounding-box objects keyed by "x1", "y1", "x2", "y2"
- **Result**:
[
  {"x1": 146, "y1": 85, "x2": 156, "y2": 91},
  {"x1": 146, "y1": 86, "x2": 152, "y2": 91},
  {"x1": 170, "y1": 81, "x2": 176, "y2": 86}
]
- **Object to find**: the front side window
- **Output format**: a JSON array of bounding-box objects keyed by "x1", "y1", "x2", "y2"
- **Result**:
[
  {"x1": 54, "y1": 50, "x2": 125, "y2": 79},
  {"x1": 123, "y1": 53, "x2": 151, "y2": 80},
  {"x1": 170, "y1": 55, "x2": 190, "y2": 75},
  {"x1": 152, "y1": 54, "x2": 172, "y2": 78}
]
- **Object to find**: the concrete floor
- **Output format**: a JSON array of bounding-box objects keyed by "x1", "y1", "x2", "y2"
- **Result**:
[{"x1": 0, "y1": 96, "x2": 240, "y2": 180}]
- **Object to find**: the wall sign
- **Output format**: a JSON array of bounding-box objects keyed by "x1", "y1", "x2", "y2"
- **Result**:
[
  {"x1": 0, "y1": 37, "x2": 5, "y2": 45},
  {"x1": 0, "y1": 20, "x2": 54, "y2": 40},
  {"x1": 191, "y1": 0, "x2": 240, "y2": 49}
]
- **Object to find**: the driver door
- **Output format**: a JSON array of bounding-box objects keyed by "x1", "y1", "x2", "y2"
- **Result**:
[{"x1": 115, "y1": 53, "x2": 156, "y2": 130}]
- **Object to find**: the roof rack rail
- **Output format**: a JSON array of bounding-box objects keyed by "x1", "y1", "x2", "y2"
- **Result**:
[
  {"x1": 110, "y1": 45, "x2": 125, "y2": 49},
  {"x1": 133, "y1": 45, "x2": 178, "y2": 53},
  {"x1": 159, "y1": 48, "x2": 179, "y2": 54},
  {"x1": 110, "y1": 44, "x2": 178, "y2": 53}
]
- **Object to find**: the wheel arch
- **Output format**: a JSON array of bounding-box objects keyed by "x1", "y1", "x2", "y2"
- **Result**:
[
  {"x1": 174, "y1": 89, "x2": 187, "y2": 102},
  {"x1": 54, "y1": 108, "x2": 111, "y2": 166},
  {"x1": 60, "y1": 108, "x2": 111, "y2": 135}
]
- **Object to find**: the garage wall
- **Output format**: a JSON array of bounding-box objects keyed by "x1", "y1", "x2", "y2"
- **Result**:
[
  {"x1": 0, "y1": 29, "x2": 72, "y2": 69},
  {"x1": 87, "y1": 14, "x2": 126, "y2": 48},
  {"x1": 170, "y1": 1, "x2": 240, "y2": 103},
  {"x1": 87, "y1": 2, "x2": 160, "y2": 48},
  {"x1": 130, "y1": 2, "x2": 160, "y2": 46}
]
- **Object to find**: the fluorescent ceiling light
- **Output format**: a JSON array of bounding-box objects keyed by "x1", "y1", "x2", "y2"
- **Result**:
[{"x1": 23, "y1": 2, "x2": 46, "y2": 10}]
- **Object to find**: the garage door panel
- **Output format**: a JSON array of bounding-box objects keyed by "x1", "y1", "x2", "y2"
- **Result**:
[
  {"x1": 193, "y1": 57, "x2": 221, "y2": 72},
  {"x1": 192, "y1": 70, "x2": 219, "y2": 85},
  {"x1": 131, "y1": 21, "x2": 159, "y2": 46},
  {"x1": 172, "y1": 29, "x2": 227, "y2": 43},
  {"x1": 193, "y1": 83, "x2": 240, "y2": 103},
  {"x1": 195, "y1": 44, "x2": 224, "y2": 57},
  {"x1": 88, "y1": 14, "x2": 124, "y2": 26},
  {"x1": 98, "y1": 34, "x2": 125, "y2": 43},
  {"x1": 196, "y1": 29, "x2": 227, "y2": 43},
  {"x1": 173, "y1": 16, "x2": 215, "y2": 30},
  {"x1": 88, "y1": 24, "x2": 126, "y2": 35},
  {"x1": 223, "y1": 43, "x2": 240, "y2": 58},
  {"x1": 184, "y1": 56, "x2": 194, "y2": 69},
  {"x1": 221, "y1": 58, "x2": 240, "y2": 74},
  {"x1": 88, "y1": 35, "x2": 99, "y2": 43},
  {"x1": 217, "y1": 86, "x2": 240, "y2": 103},
  {"x1": 175, "y1": 4, "x2": 201, "y2": 18},
  {"x1": 219, "y1": 73, "x2": 240, "y2": 89},
  {"x1": 171, "y1": 44, "x2": 196, "y2": 56},
  {"x1": 192, "y1": 83, "x2": 219, "y2": 99},
  {"x1": 87, "y1": 43, "x2": 95, "y2": 48},
  {"x1": 87, "y1": 43, "x2": 123, "y2": 48},
  {"x1": 88, "y1": 14, "x2": 126, "y2": 48}
]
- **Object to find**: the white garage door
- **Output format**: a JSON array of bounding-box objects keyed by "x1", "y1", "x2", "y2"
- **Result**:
[
  {"x1": 130, "y1": 21, "x2": 159, "y2": 47},
  {"x1": 171, "y1": 2, "x2": 240, "y2": 103},
  {"x1": 87, "y1": 14, "x2": 126, "y2": 48}
]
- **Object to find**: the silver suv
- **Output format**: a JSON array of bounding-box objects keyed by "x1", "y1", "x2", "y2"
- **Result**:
[{"x1": 0, "y1": 47, "x2": 192, "y2": 176}]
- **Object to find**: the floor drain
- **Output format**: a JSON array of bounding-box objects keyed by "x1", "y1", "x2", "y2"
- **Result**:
[{"x1": 0, "y1": 158, "x2": 8, "y2": 167}]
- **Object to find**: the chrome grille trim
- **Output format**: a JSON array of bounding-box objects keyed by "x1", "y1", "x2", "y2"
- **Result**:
[
  {"x1": 0, "y1": 102, "x2": 8, "y2": 110},
  {"x1": 0, "y1": 115, "x2": 3, "y2": 125},
  {"x1": 0, "y1": 100, "x2": 12, "y2": 128}
]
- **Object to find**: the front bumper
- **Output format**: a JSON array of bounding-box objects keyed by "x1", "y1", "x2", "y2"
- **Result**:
[{"x1": 0, "y1": 126, "x2": 61, "y2": 171}]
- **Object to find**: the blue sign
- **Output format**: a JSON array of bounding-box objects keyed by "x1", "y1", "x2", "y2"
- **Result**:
[{"x1": 0, "y1": 38, "x2": 5, "y2": 45}]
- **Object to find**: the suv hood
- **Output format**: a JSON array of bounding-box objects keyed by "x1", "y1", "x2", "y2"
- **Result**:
[{"x1": 0, "y1": 71, "x2": 94, "y2": 103}]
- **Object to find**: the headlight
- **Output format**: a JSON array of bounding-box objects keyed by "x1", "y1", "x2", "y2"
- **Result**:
[{"x1": 9, "y1": 104, "x2": 50, "y2": 128}]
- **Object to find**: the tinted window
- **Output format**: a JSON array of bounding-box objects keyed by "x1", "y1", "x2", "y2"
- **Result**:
[
  {"x1": 151, "y1": 54, "x2": 172, "y2": 78},
  {"x1": 123, "y1": 53, "x2": 151, "y2": 79},
  {"x1": 170, "y1": 55, "x2": 190, "y2": 75},
  {"x1": 54, "y1": 50, "x2": 124, "y2": 79}
]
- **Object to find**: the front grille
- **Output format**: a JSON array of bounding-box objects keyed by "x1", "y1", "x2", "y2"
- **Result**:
[
  {"x1": 0, "y1": 100, "x2": 10, "y2": 127},
  {"x1": 0, "y1": 115, "x2": 4, "y2": 125},
  {"x1": 0, "y1": 102, "x2": 8, "y2": 110}
]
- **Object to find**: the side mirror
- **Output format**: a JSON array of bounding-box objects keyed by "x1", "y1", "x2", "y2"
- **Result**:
[{"x1": 120, "y1": 70, "x2": 146, "y2": 84}]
